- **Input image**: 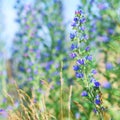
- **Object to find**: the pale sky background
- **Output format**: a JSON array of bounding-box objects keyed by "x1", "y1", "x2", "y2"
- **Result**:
[{"x1": 1, "y1": 0, "x2": 79, "y2": 58}]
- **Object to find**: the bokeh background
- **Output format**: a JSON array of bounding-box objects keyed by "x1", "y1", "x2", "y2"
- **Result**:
[{"x1": 0, "y1": 0, "x2": 120, "y2": 120}]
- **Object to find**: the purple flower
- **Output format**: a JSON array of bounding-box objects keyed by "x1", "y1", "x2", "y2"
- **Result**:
[
  {"x1": 102, "y1": 81, "x2": 111, "y2": 89},
  {"x1": 74, "y1": 17, "x2": 78, "y2": 22},
  {"x1": 93, "y1": 108, "x2": 98, "y2": 114},
  {"x1": 70, "y1": 53, "x2": 77, "y2": 58},
  {"x1": 90, "y1": 77, "x2": 96, "y2": 83},
  {"x1": 76, "y1": 72, "x2": 84, "y2": 78},
  {"x1": 28, "y1": 77, "x2": 33, "y2": 81},
  {"x1": 0, "y1": 109, "x2": 8, "y2": 118},
  {"x1": 81, "y1": 91, "x2": 88, "y2": 97},
  {"x1": 105, "y1": 62, "x2": 113, "y2": 70},
  {"x1": 77, "y1": 59, "x2": 85, "y2": 65},
  {"x1": 96, "y1": 95, "x2": 100, "y2": 99},
  {"x1": 100, "y1": 36, "x2": 109, "y2": 42},
  {"x1": 18, "y1": 66, "x2": 25, "y2": 72},
  {"x1": 91, "y1": 69, "x2": 97, "y2": 74},
  {"x1": 85, "y1": 46, "x2": 90, "y2": 51},
  {"x1": 98, "y1": 4, "x2": 108, "y2": 10},
  {"x1": 83, "y1": 34, "x2": 89, "y2": 40},
  {"x1": 73, "y1": 65, "x2": 80, "y2": 71},
  {"x1": 26, "y1": 68, "x2": 31, "y2": 73},
  {"x1": 94, "y1": 81, "x2": 100, "y2": 88},
  {"x1": 71, "y1": 44, "x2": 77, "y2": 50},
  {"x1": 80, "y1": 26, "x2": 85, "y2": 31},
  {"x1": 71, "y1": 22, "x2": 76, "y2": 27},
  {"x1": 80, "y1": 18, "x2": 86, "y2": 24},
  {"x1": 75, "y1": 10, "x2": 82, "y2": 15},
  {"x1": 75, "y1": 112, "x2": 80, "y2": 119},
  {"x1": 107, "y1": 28, "x2": 114, "y2": 35},
  {"x1": 70, "y1": 33, "x2": 75, "y2": 39},
  {"x1": 86, "y1": 55, "x2": 92, "y2": 61},
  {"x1": 95, "y1": 99, "x2": 101, "y2": 105},
  {"x1": 45, "y1": 61, "x2": 54, "y2": 70}
]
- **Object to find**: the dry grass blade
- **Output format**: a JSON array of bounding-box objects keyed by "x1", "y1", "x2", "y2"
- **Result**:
[
  {"x1": 73, "y1": 101, "x2": 89, "y2": 119},
  {"x1": 60, "y1": 62, "x2": 64, "y2": 120},
  {"x1": 68, "y1": 85, "x2": 72, "y2": 120}
]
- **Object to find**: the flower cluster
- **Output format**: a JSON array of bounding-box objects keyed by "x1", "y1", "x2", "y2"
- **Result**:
[
  {"x1": 12, "y1": 0, "x2": 69, "y2": 93},
  {"x1": 70, "y1": 9, "x2": 105, "y2": 114}
]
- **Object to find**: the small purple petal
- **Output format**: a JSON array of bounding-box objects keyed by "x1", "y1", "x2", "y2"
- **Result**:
[
  {"x1": 77, "y1": 59, "x2": 85, "y2": 65},
  {"x1": 70, "y1": 53, "x2": 77, "y2": 58},
  {"x1": 105, "y1": 62, "x2": 113, "y2": 70},
  {"x1": 91, "y1": 69, "x2": 97, "y2": 74},
  {"x1": 102, "y1": 81, "x2": 111, "y2": 89},
  {"x1": 85, "y1": 46, "x2": 90, "y2": 51},
  {"x1": 95, "y1": 99, "x2": 101, "y2": 105},
  {"x1": 76, "y1": 72, "x2": 84, "y2": 78},
  {"x1": 94, "y1": 81, "x2": 100, "y2": 88},
  {"x1": 73, "y1": 65, "x2": 80, "y2": 71},
  {"x1": 86, "y1": 55, "x2": 92, "y2": 61},
  {"x1": 71, "y1": 44, "x2": 77, "y2": 50},
  {"x1": 81, "y1": 91, "x2": 88, "y2": 97},
  {"x1": 70, "y1": 33, "x2": 75, "y2": 39}
]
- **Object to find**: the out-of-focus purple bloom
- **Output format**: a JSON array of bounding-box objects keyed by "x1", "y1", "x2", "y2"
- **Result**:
[
  {"x1": 98, "y1": 4, "x2": 108, "y2": 10},
  {"x1": 90, "y1": 77, "x2": 96, "y2": 83},
  {"x1": 107, "y1": 28, "x2": 114, "y2": 35},
  {"x1": 18, "y1": 66, "x2": 25, "y2": 72},
  {"x1": 45, "y1": 61, "x2": 54, "y2": 71},
  {"x1": 55, "y1": 45, "x2": 61, "y2": 51},
  {"x1": 70, "y1": 33, "x2": 75, "y2": 39},
  {"x1": 73, "y1": 65, "x2": 80, "y2": 71},
  {"x1": 105, "y1": 62, "x2": 113, "y2": 70},
  {"x1": 7, "y1": 106, "x2": 13, "y2": 111},
  {"x1": 15, "y1": 19, "x2": 21, "y2": 23},
  {"x1": 75, "y1": 112, "x2": 80, "y2": 119},
  {"x1": 26, "y1": 68, "x2": 31, "y2": 73},
  {"x1": 24, "y1": 53, "x2": 29, "y2": 57},
  {"x1": 56, "y1": 81, "x2": 61, "y2": 85},
  {"x1": 76, "y1": 72, "x2": 84, "y2": 78},
  {"x1": 47, "y1": 23, "x2": 53, "y2": 28},
  {"x1": 93, "y1": 108, "x2": 98, "y2": 114},
  {"x1": 81, "y1": 91, "x2": 88, "y2": 96},
  {"x1": 79, "y1": 26, "x2": 85, "y2": 31},
  {"x1": 34, "y1": 69, "x2": 38, "y2": 75},
  {"x1": 102, "y1": 81, "x2": 111, "y2": 89},
  {"x1": 38, "y1": 88, "x2": 45, "y2": 95},
  {"x1": 63, "y1": 57, "x2": 67, "y2": 62},
  {"x1": 14, "y1": 101, "x2": 19, "y2": 108},
  {"x1": 63, "y1": 65, "x2": 68, "y2": 70},
  {"x1": 0, "y1": 109, "x2": 8, "y2": 118},
  {"x1": 85, "y1": 46, "x2": 90, "y2": 51},
  {"x1": 28, "y1": 61, "x2": 33, "y2": 66},
  {"x1": 80, "y1": 18, "x2": 86, "y2": 24},
  {"x1": 28, "y1": 77, "x2": 33, "y2": 81},
  {"x1": 99, "y1": 36, "x2": 109, "y2": 42},
  {"x1": 75, "y1": 10, "x2": 82, "y2": 15},
  {"x1": 70, "y1": 53, "x2": 77, "y2": 58},
  {"x1": 2, "y1": 98, "x2": 7, "y2": 103},
  {"x1": 83, "y1": 34, "x2": 89, "y2": 40},
  {"x1": 86, "y1": 55, "x2": 92, "y2": 61},
  {"x1": 71, "y1": 22, "x2": 76, "y2": 27},
  {"x1": 77, "y1": 59, "x2": 85, "y2": 65},
  {"x1": 91, "y1": 69, "x2": 97, "y2": 74},
  {"x1": 71, "y1": 44, "x2": 77, "y2": 50}
]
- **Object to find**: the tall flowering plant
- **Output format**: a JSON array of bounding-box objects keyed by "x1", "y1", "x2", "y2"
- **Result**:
[
  {"x1": 70, "y1": 10, "x2": 106, "y2": 118},
  {"x1": 79, "y1": 1, "x2": 120, "y2": 118}
]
